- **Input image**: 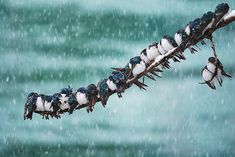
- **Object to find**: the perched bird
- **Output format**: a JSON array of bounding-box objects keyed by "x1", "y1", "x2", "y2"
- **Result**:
[
  {"x1": 129, "y1": 56, "x2": 146, "y2": 77},
  {"x1": 107, "y1": 71, "x2": 128, "y2": 97},
  {"x1": 200, "y1": 66, "x2": 217, "y2": 89},
  {"x1": 157, "y1": 42, "x2": 167, "y2": 55},
  {"x1": 161, "y1": 35, "x2": 178, "y2": 51},
  {"x1": 75, "y1": 84, "x2": 98, "y2": 113},
  {"x1": 175, "y1": 28, "x2": 189, "y2": 46},
  {"x1": 207, "y1": 57, "x2": 232, "y2": 78},
  {"x1": 68, "y1": 94, "x2": 78, "y2": 114},
  {"x1": 39, "y1": 94, "x2": 53, "y2": 119},
  {"x1": 185, "y1": 18, "x2": 202, "y2": 38},
  {"x1": 51, "y1": 93, "x2": 62, "y2": 119},
  {"x1": 86, "y1": 84, "x2": 98, "y2": 112},
  {"x1": 200, "y1": 57, "x2": 231, "y2": 89},
  {"x1": 214, "y1": 3, "x2": 230, "y2": 25},
  {"x1": 175, "y1": 28, "x2": 198, "y2": 54},
  {"x1": 47, "y1": 86, "x2": 73, "y2": 118},
  {"x1": 75, "y1": 87, "x2": 89, "y2": 107},
  {"x1": 160, "y1": 35, "x2": 185, "y2": 62},
  {"x1": 200, "y1": 11, "x2": 215, "y2": 35},
  {"x1": 58, "y1": 86, "x2": 73, "y2": 111},
  {"x1": 140, "y1": 42, "x2": 161, "y2": 64},
  {"x1": 97, "y1": 79, "x2": 110, "y2": 107},
  {"x1": 140, "y1": 48, "x2": 149, "y2": 63},
  {"x1": 24, "y1": 92, "x2": 38, "y2": 120}
]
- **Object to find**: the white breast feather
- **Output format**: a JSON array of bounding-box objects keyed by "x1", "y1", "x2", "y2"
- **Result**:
[
  {"x1": 106, "y1": 79, "x2": 117, "y2": 91},
  {"x1": 185, "y1": 25, "x2": 190, "y2": 35},
  {"x1": 44, "y1": 101, "x2": 53, "y2": 112},
  {"x1": 202, "y1": 69, "x2": 213, "y2": 81},
  {"x1": 161, "y1": 38, "x2": 174, "y2": 51},
  {"x1": 158, "y1": 43, "x2": 167, "y2": 55},
  {"x1": 76, "y1": 92, "x2": 89, "y2": 105},
  {"x1": 132, "y1": 61, "x2": 146, "y2": 76},
  {"x1": 140, "y1": 53, "x2": 150, "y2": 63},
  {"x1": 36, "y1": 97, "x2": 44, "y2": 111},
  {"x1": 174, "y1": 33, "x2": 182, "y2": 46},
  {"x1": 206, "y1": 62, "x2": 216, "y2": 73},
  {"x1": 59, "y1": 96, "x2": 70, "y2": 110},
  {"x1": 147, "y1": 46, "x2": 160, "y2": 60}
]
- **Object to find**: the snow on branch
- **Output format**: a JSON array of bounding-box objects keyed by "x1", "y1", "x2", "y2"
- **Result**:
[{"x1": 24, "y1": 3, "x2": 235, "y2": 120}]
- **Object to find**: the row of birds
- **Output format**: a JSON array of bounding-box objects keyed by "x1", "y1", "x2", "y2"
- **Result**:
[{"x1": 24, "y1": 3, "x2": 232, "y2": 120}]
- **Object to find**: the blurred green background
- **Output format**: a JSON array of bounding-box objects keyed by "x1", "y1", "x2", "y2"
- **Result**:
[{"x1": 0, "y1": 0, "x2": 235, "y2": 157}]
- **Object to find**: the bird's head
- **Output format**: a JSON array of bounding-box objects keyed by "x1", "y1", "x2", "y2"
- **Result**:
[
  {"x1": 60, "y1": 85, "x2": 73, "y2": 96},
  {"x1": 215, "y1": 3, "x2": 229, "y2": 15},
  {"x1": 201, "y1": 11, "x2": 214, "y2": 25}
]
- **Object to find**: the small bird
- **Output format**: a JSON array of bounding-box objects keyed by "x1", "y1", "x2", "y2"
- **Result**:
[
  {"x1": 24, "y1": 92, "x2": 38, "y2": 120},
  {"x1": 75, "y1": 84, "x2": 98, "y2": 113},
  {"x1": 208, "y1": 57, "x2": 232, "y2": 84},
  {"x1": 129, "y1": 56, "x2": 146, "y2": 77},
  {"x1": 140, "y1": 42, "x2": 161, "y2": 64},
  {"x1": 185, "y1": 18, "x2": 202, "y2": 38},
  {"x1": 58, "y1": 86, "x2": 73, "y2": 111},
  {"x1": 24, "y1": 93, "x2": 54, "y2": 120},
  {"x1": 97, "y1": 79, "x2": 110, "y2": 107},
  {"x1": 214, "y1": 3, "x2": 230, "y2": 26},
  {"x1": 86, "y1": 84, "x2": 98, "y2": 112},
  {"x1": 140, "y1": 48, "x2": 149, "y2": 63},
  {"x1": 175, "y1": 28, "x2": 190, "y2": 46},
  {"x1": 107, "y1": 71, "x2": 128, "y2": 97},
  {"x1": 157, "y1": 42, "x2": 167, "y2": 55},
  {"x1": 161, "y1": 35, "x2": 185, "y2": 62},
  {"x1": 200, "y1": 11, "x2": 215, "y2": 35},
  {"x1": 200, "y1": 66, "x2": 217, "y2": 89},
  {"x1": 68, "y1": 94, "x2": 78, "y2": 114},
  {"x1": 200, "y1": 57, "x2": 231, "y2": 89},
  {"x1": 39, "y1": 94, "x2": 53, "y2": 119},
  {"x1": 51, "y1": 93, "x2": 62, "y2": 119},
  {"x1": 75, "y1": 87, "x2": 89, "y2": 107}
]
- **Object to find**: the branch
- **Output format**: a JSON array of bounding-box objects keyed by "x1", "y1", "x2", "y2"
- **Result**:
[{"x1": 24, "y1": 4, "x2": 235, "y2": 120}]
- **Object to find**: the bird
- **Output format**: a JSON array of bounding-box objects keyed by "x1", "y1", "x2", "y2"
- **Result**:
[
  {"x1": 24, "y1": 93, "x2": 55, "y2": 120},
  {"x1": 75, "y1": 87, "x2": 89, "y2": 108},
  {"x1": 185, "y1": 18, "x2": 202, "y2": 38},
  {"x1": 86, "y1": 84, "x2": 98, "y2": 112},
  {"x1": 140, "y1": 48, "x2": 149, "y2": 64},
  {"x1": 50, "y1": 93, "x2": 62, "y2": 119},
  {"x1": 140, "y1": 42, "x2": 161, "y2": 64},
  {"x1": 214, "y1": 3, "x2": 230, "y2": 26},
  {"x1": 24, "y1": 92, "x2": 38, "y2": 120},
  {"x1": 58, "y1": 86, "x2": 73, "y2": 111},
  {"x1": 67, "y1": 94, "x2": 78, "y2": 114},
  {"x1": 175, "y1": 28, "x2": 189, "y2": 46},
  {"x1": 160, "y1": 35, "x2": 185, "y2": 62},
  {"x1": 200, "y1": 11, "x2": 215, "y2": 35},
  {"x1": 128, "y1": 56, "x2": 146, "y2": 77},
  {"x1": 200, "y1": 66, "x2": 217, "y2": 89},
  {"x1": 157, "y1": 42, "x2": 167, "y2": 55},
  {"x1": 208, "y1": 57, "x2": 231, "y2": 85},
  {"x1": 75, "y1": 84, "x2": 98, "y2": 113},
  {"x1": 107, "y1": 71, "x2": 128, "y2": 97},
  {"x1": 39, "y1": 94, "x2": 53, "y2": 119},
  {"x1": 97, "y1": 79, "x2": 110, "y2": 107},
  {"x1": 200, "y1": 57, "x2": 232, "y2": 89}
]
